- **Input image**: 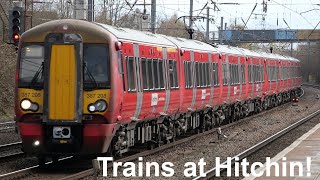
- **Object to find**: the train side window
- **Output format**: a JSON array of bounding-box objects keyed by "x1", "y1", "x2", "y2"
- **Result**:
[
  {"x1": 235, "y1": 64, "x2": 238, "y2": 84},
  {"x1": 184, "y1": 61, "x2": 189, "y2": 88},
  {"x1": 189, "y1": 61, "x2": 192, "y2": 88},
  {"x1": 189, "y1": 61, "x2": 196, "y2": 88},
  {"x1": 234, "y1": 64, "x2": 236, "y2": 84},
  {"x1": 247, "y1": 65, "x2": 250, "y2": 83},
  {"x1": 275, "y1": 66, "x2": 278, "y2": 81},
  {"x1": 236, "y1": 64, "x2": 240, "y2": 84},
  {"x1": 173, "y1": 60, "x2": 179, "y2": 89},
  {"x1": 229, "y1": 64, "x2": 236, "y2": 85},
  {"x1": 185, "y1": 61, "x2": 191, "y2": 88},
  {"x1": 141, "y1": 58, "x2": 148, "y2": 90},
  {"x1": 205, "y1": 63, "x2": 208, "y2": 87},
  {"x1": 198, "y1": 62, "x2": 202, "y2": 87},
  {"x1": 153, "y1": 59, "x2": 159, "y2": 90},
  {"x1": 222, "y1": 63, "x2": 228, "y2": 85},
  {"x1": 169, "y1": 60, "x2": 174, "y2": 89},
  {"x1": 248, "y1": 65, "x2": 252, "y2": 83},
  {"x1": 147, "y1": 59, "x2": 154, "y2": 90},
  {"x1": 168, "y1": 60, "x2": 178, "y2": 89},
  {"x1": 202, "y1": 63, "x2": 205, "y2": 87},
  {"x1": 284, "y1": 66, "x2": 287, "y2": 79},
  {"x1": 206, "y1": 63, "x2": 210, "y2": 87},
  {"x1": 255, "y1": 65, "x2": 257, "y2": 83},
  {"x1": 198, "y1": 63, "x2": 202, "y2": 87},
  {"x1": 117, "y1": 50, "x2": 126, "y2": 91},
  {"x1": 213, "y1": 63, "x2": 219, "y2": 86},
  {"x1": 126, "y1": 56, "x2": 136, "y2": 91},
  {"x1": 199, "y1": 63, "x2": 203, "y2": 87},
  {"x1": 230, "y1": 64, "x2": 232, "y2": 85},
  {"x1": 236, "y1": 64, "x2": 239, "y2": 84},
  {"x1": 270, "y1": 66, "x2": 273, "y2": 81},
  {"x1": 261, "y1": 66, "x2": 264, "y2": 82},
  {"x1": 267, "y1": 66, "x2": 270, "y2": 82},
  {"x1": 241, "y1": 64, "x2": 245, "y2": 84},
  {"x1": 195, "y1": 62, "x2": 199, "y2": 87},
  {"x1": 259, "y1": 65, "x2": 262, "y2": 82},
  {"x1": 159, "y1": 60, "x2": 164, "y2": 89}
]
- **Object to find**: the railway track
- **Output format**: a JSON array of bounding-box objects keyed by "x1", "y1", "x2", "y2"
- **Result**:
[
  {"x1": 0, "y1": 121, "x2": 15, "y2": 132},
  {"x1": 0, "y1": 84, "x2": 316, "y2": 180},
  {"x1": 0, "y1": 142, "x2": 23, "y2": 160},
  {"x1": 192, "y1": 83, "x2": 320, "y2": 180}
]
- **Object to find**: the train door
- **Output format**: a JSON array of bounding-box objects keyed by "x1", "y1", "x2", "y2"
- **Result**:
[
  {"x1": 44, "y1": 33, "x2": 83, "y2": 123},
  {"x1": 208, "y1": 52, "x2": 214, "y2": 106},
  {"x1": 248, "y1": 57, "x2": 254, "y2": 99},
  {"x1": 133, "y1": 44, "x2": 143, "y2": 120},
  {"x1": 162, "y1": 48, "x2": 170, "y2": 114},
  {"x1": 221, "y1": 54, "x2": 230, "y2": 104},
  {"x1": 180, "y1": 50, "x2": 192, "y2": 111},
  {"x1": 190, "y1": 51, "x2": 197, "y2": 110}
]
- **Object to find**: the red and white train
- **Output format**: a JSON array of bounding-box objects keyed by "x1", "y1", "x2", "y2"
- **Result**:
[{"x1": 15, "y1": 19, "x2": 302, "y2": 162}]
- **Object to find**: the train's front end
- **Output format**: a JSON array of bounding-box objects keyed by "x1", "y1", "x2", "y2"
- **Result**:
[{"x1": 14, "y1": 20, "x2": 119, "y2": 159}]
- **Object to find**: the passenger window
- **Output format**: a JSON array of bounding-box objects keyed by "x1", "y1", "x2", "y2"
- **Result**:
[
  {"x1": 126, "y1": 57, "x2": 136, "y2": 91},
  {"x1": 142, "y1": 58, "x2": 148, "y2": 90},
  {"x1": 159, "y1": 60, "x2": 164, "y2": 89},
  {"x1": 168, "y1": 60, "x2": 178, "y2": 89},
  {"x1": 147, "y1": 59, "x2": 154, "y2": 90},
  {"x1": 153, "y1": 59, "x2": 159, "y2": 89}
]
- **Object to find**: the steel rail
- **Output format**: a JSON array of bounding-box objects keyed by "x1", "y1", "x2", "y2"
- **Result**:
[
  {"x1": 0, "y1": 121, "x2": 15, "y2": 126},
  {"x1": 0, "y1": 142, "x2": 24, "y2": 160},
  {"x1": 0, "y1": 121, "x2": 15, "y2": 131},
  {"x1": 0, "y1": 156, "x2": 73, "y2": 179},
  {"x1": 0, "y1": 141, "x2": 22, "y2": 148}
]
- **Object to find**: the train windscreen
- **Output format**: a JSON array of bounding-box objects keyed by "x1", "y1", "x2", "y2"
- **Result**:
[
  {"x1": 83, "y1": 44, "x2": 110, "y2": 90},
  {"x1": 19, "y1": 45, "x2": 44, "y2": 89}
]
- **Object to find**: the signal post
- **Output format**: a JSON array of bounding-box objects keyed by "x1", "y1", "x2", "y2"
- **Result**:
[{"x1": 9, "y1": 1, "x2": 25, "y2": 46}]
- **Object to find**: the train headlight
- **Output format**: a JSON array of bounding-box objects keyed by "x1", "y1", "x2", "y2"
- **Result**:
[
  {"x1": 88, "y1": 100, "x2": 107, "y2": 113},
  {"x1": 20, "y1": 99, "x2": 39, "y2": 112},
  {"x1": 88, "y1": 105, "x2": 96, "y2": 112},
  {"x1": 21, "y1": 99, "x2": 31, "y2": 110}
]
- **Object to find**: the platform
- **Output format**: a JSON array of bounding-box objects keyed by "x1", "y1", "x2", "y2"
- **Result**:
[{"x1": 244, "y1": 122, "x2": 320, "y2": 179}]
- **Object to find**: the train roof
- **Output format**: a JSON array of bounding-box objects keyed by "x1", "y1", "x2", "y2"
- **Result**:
[
  {"x1": 159, "y1": 35, "x2": 217, "y2": 52},
  {"x1": 96, "y1": 23, "x2": 176, "y2": 47},
  {"x1": 21, "y1": 19, "x2": 300, "y2": 62}
]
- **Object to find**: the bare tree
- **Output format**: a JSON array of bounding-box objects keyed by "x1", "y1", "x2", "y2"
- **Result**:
[{"x1": 157, "y1": 14, "x2": 189, "y2": 39}]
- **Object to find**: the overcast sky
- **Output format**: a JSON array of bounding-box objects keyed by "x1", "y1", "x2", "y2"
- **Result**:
[{"x1": 148, "y1": 0, "x2": 320, "y2": 32}]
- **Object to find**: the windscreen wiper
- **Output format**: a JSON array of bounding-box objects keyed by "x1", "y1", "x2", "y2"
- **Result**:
[
  {"x1": 84, "y1": 62, "x2": 98, "y2": 90},
  {"x1": 30, "y1": 62, "x2": 44, "y2": 89}
]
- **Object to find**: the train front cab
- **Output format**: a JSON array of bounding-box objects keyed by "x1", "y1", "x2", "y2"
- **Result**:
[{"x1": 14, "y1": 21, "x2": 119, "y2": 160}]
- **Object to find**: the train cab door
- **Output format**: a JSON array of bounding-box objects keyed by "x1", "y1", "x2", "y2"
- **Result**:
[{"x1": 43, "y1": 33, "x2": 83, "y2": 124}]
